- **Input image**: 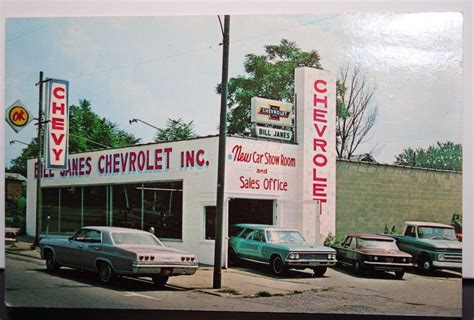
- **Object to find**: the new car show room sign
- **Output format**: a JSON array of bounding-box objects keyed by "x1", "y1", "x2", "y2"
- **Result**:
[{"x1": 45, "y1": 79, "x2": 69, "y2": 170}]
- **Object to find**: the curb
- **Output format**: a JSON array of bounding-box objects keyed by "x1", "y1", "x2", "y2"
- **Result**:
[{"x1": 5, "y1": 250, "x2": 42, "y2": 260}]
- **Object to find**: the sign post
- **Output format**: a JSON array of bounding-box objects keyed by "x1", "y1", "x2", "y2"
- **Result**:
[{"x1": 32, "y1": 71, "x2": 45, "y2": 249}]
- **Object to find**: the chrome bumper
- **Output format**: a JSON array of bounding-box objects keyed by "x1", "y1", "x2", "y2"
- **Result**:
[
  {"x1": 433, "y1": 261, "x2": 462, "y2": 269},
  {"x1": 286, "y1": 259, "x2": 337, "y2": 267},
  {"x1": 132, "y1": 264, "x2": 198, "y2": 276},
  {"x1": 363, "y1": 261, "x2": 414, "y2": 271}
]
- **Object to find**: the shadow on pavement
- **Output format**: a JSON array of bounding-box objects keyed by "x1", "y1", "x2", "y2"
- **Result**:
[
  {"x1": 407, "y1": 268, "x2": 462, "y2": 279},
  {"x1": 230, "y1": 260, "x2": 320, "y2": 280},
  {"x1": 35, "y1": 267, "x2": 187, "y2": 292},
  {"x1": 331, "y1": 265, "x2": 407, "y2": 280}
]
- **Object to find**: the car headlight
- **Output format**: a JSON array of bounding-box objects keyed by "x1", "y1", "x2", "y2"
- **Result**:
[
  {"x1": 438, "y1": 254, "x2": 445, "y2": 261},
  {"x1": 402, "y1": 258, "x2": 406, "y2": 262},
  {"x1": 328, "y1": 254, "x2": 336, "y2": 260},
  {"x1": 373, "y1": 256, "x2": 378, "y2": 261},
  {"x1": 288, "y1": 253, "x2": 300, "y2": 260}
]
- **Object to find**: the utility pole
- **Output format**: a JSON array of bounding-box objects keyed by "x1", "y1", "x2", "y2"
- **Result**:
[
  {"x1": 213, "y1": 15, "x2": 230, "y2": 289},
  {"x1": 32, "y1": 71, "x2": 45, "y2": 249}
]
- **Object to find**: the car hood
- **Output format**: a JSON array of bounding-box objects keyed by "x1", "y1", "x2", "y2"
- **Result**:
[
  {"x1": 356, "y1": 248, "x2": 412, "y2": 258},
  {"x1": 417, "y1": 239, "x2": 462, "y2": 250},
  {"x1": 273, "y1": 243, "x2": 336, "y2": 253}
]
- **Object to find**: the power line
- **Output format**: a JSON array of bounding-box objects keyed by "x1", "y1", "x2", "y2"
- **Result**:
[{"x1": 64, "y1": 14, "x2": 339, "y2": 81}]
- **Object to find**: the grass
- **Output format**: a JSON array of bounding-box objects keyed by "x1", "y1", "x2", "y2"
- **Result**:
[
  {"x1": 255, "y1": 291, "x2": 272, "y2": 297},
  {"x1": 217, "y1": 288, "x2": 241, "y2": 295}
]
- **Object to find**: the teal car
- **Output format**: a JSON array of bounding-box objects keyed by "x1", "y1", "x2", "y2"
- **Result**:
[{"x1": 228, "y1": 224, "x2": 337, "y2": 277}]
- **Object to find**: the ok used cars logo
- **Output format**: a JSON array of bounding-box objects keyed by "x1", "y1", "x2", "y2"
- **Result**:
[{"x1": 258, "y1": 105, "x2": 290, "y2": 121}]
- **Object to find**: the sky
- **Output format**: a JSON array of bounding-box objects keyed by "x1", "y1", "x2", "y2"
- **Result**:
[{"x1": 4, "y1": 12, "x2": 463, "y2": 166}]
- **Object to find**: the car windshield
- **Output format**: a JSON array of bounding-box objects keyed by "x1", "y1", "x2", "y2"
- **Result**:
[
  {"x1": 357, "y1": 239, "x2": 399, "y2": 250},
  {"x1": 112, "y1": 232, "x2": 164, "y2": 246},
  {"x1": 266, "y1": 230, "x2": 305, "y2": 243},
  {"x1": 418, "y1": 226, "x2": 457, "y2": 240}
]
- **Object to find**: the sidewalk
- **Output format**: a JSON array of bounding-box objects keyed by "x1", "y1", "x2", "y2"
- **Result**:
[{"x1": 5, "y1": 239, "x2": 324, "y2": 298}]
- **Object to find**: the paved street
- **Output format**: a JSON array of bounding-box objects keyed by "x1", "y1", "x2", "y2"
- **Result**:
[{"x1": 5, "y1": 252, "x2": 461, "y2": 318}]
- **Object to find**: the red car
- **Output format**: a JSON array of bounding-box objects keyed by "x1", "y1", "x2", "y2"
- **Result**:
[{"x1": 333, "y1": 234, "x2": 413, "y2": 279}]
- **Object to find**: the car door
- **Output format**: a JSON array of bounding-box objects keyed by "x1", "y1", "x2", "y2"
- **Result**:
[
  {"x1": 239, "y1": 229, "x2": 259, "y2": 259},
  {"x1": 77, "y1": 229, "x2": 103, "y2": 271},
  {"x1": 232, "y1": 228, "x2": 253, "y2": 258},
  {"x1": 57, "y1": 229, "x2": 89, "y2": 267},
  {"x1": 245, "y1": 230, "x2": 267, "y2": 261}
]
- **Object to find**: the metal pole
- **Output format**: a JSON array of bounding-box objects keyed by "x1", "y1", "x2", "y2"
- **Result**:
[
  {"x1": 32, "y1": 71, "x2": 44, "y2": 249},
  {"x1": 213, "y1": 15, "x2": 230, "y2": 289}
]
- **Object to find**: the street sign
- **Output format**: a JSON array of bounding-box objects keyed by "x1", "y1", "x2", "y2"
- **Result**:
[{"x1": 5, "y1": 99, "x2": 32, "y2": 133}]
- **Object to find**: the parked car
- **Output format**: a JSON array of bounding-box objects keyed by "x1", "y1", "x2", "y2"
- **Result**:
[
  {"x1": 39, "y1": 226, "x2": 198, "y2": 287},
  {"x1": 387, "y1": 221, "x2": 462, "y2": 273},
  {"x1": 332, "y1": 234, "x2": 413, "y2": 279},
  {"x1": 5, "y1": 227, "x2": 20, "y2": 245},
  {"x1": 228, "y1": 224, "x2": 337, "y2": 277}
]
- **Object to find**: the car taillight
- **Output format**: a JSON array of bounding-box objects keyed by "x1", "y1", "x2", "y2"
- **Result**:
[
  {"x1": 145, "y1": 256, "x2": 149, "y2": 261},
  {"x1": 191, "y1": 257, "x2": 195, "y2": 262},
  {"x1": 186, "y1": 257, "x2": 190, "y2": 261},
  {"x1": 139, "y1": 256, "x2": 144, "y2": 261},
  {"x1": 150, "y1": 256, "x2": 155, "y2": 261},
  {"x1": 181, "y1": 256, "x2": 185, "y2": 261}
]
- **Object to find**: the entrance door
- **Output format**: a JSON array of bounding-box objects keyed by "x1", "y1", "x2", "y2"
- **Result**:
[{"x1": 228, "y1": 198, "x2": 273, "y2": 226}]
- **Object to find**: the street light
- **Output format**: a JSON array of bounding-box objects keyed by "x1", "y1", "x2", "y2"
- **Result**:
[
  {"x1": 9, "y1": 140, "x2": 29, "y2": 146},
  {"x1": 129, "y1": 118, "x2": 160, "y2": 131}
]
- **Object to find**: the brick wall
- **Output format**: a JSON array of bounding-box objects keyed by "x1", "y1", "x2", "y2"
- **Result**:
[{"x1": 335, "y1": 160, "x2": 462, "y2": 241}]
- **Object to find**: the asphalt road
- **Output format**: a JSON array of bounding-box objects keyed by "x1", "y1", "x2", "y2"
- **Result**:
[{"x1": 5, "y1": 253, "x2": 462, "y2": 318}]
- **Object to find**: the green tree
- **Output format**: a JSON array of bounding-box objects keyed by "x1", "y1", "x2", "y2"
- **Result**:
[
  {"x1": 219, "y1": 39, "x2": 322, "y2": 134},
  {"x1": 395, "y1": 141, "x2": 462, "y2": 171},
  {"x1": 219, "y1": 39, "x2": 377, "y2": 160},
  {"x1": 8, "y1": 99, "x2": 140, "y2": 176},
  {"x1": 154, "y1": 118, "x2": 196, "y2": 142}
]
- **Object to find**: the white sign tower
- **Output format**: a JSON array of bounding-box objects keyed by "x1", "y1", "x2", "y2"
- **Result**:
[{"x1": 295, "y1": 67, "x2": 336, "y2": 244}]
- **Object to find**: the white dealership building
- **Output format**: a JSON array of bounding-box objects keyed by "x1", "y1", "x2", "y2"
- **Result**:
[{"x1": 25, "y1": 68, "x2": 336, "y2": 265}]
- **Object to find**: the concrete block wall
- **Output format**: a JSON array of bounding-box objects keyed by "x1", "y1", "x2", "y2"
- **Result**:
[{"x1": 335, "y1": 160, "x2": 462, "y2": 241}]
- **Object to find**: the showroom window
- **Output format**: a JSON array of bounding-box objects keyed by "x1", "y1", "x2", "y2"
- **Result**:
[{"x1": 141, "y1": 181, "x2": 183, "y2": 240}]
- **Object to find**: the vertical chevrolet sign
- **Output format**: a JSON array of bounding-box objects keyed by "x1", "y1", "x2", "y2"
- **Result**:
[
  {"x1": 45, "y1": 79, "x2": 69, "y2": 169},
  {"x1": 295, "y1": 67, "x2": 336, "y2": 244}
]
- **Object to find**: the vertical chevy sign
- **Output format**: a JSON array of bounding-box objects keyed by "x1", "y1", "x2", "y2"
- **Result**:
[
  {"x1": 295, "y1": 67, "x2": 336, "y2": 244},
  {"x1": 45, "y1": 79, "x2": 69, "y2": 169}
]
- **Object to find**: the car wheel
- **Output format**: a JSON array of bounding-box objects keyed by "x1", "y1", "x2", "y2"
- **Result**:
[
  {"x1": 152, "y1": 275, "x2": 169, "y2": 288},
  {"x1": 353, "y1": 261, "x2": 364, "y2": 275},
  {"x1": 98, "y1": 262, "x2": 115, "y2": 284},
  {"x1": 312, "y1": 266, "x2": 327, "y2": 277},
  {"x1": 394, "y1": 271, "x2": 405, "y2": 279},
  {"x1": 418, "y1": 255, "x2": 433, "y2": 274},
  {"x1": 271, "y1": 255, "x2": 288, "y2": 276},
  {"x1": 45, "y1": 251, "x2": 60, "y2": 273},
  {"x1": 228, "y1": 248, "x2": 240, "y2": 267}
]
